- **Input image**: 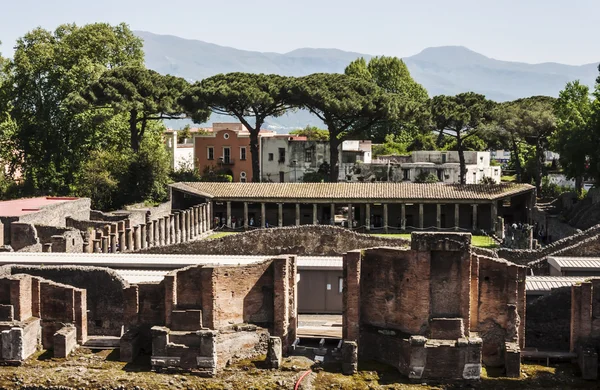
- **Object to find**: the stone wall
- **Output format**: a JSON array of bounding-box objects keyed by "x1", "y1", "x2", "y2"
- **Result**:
[
  {"x1": 123, "y1": 201, "x2": 172, "y2": 226},
  {"x1": 17, "y1": 198, "x2": 91, "y2": 227},
  {"x1": 10, "y1": 223, "x2": 39, "y2": 251},
  {"x1": 526, "y1": 287, "x2": 571, "y2": 351},
  {"x1": 532, "y1": 206, "x2": 580, "y2": 243},
  {"x1": 6, "y1": 265, "x2": 128, "y2": 337},
  {"x1": 141, "y1": 225, "x2": 409, "y2": 256}
]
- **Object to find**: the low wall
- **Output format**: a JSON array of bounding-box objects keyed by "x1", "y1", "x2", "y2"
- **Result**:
[
  {"x1": 7, "y1": 265, "x2": 128, "y2": 337},
  {"x1": 140, "y1": 225, "x2": 410, "y2": 256}
]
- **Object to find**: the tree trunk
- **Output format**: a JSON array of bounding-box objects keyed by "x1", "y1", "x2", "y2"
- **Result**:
[
  {"x1": 511, "y1": 140, "x2": 522, "y2": 182},
  {"x1": 129, "y1": 109, "x2": 139, "y2": 152},
  {"x1": 436, "y1": 130, "x2": 445, "y2": 147},
  {"x1": 535, "y1": 140, "x2": 544, "y2": 194},
  {"x1": 249, "y1": 126, "x2": 261, "y2": 182},
  {"x1": 329, "y1": 137, "x2": 341, "y2": 182},
  {"x1": 575, "y1": 176, "x2": 583, "y2": 196},
  {"x1": 457, "y1": 135, "x2": 466, "y2": 184}
]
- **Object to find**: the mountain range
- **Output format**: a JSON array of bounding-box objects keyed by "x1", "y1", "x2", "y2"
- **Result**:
[{"x1": 136, "y1": 31, "x2": 599, "y2": 130}]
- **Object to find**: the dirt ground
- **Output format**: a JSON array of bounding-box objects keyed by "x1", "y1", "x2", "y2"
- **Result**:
[{"x1": 0, "y1": 348, "x2": 597, "y2": 390}]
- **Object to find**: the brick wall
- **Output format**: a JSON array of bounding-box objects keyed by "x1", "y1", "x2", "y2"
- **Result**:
[
  {"x1": 7, "y1": 265, "x2": 127, "y2": 336},
  {"x1": 570, "y1": 279, "x2": 600, "y2": 352},
  {"x1": 140, "y1": 225, "x2": 409, "y2": 256}
]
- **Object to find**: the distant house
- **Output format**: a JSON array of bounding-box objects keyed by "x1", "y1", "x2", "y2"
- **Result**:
[{"x1": 369, "y1": 151, "x2": 501, "y2": 184}]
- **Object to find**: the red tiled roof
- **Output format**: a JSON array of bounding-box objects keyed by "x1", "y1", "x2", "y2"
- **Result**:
[
  {"x1": 0, "y1": 197, "x2": 80, "y2": 217},
  {"x1": 171, "y1": 182, "x2": 534, "y2": 202}
]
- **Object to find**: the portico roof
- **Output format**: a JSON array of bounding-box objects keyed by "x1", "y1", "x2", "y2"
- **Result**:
[{"x1": 171, "y1": 182, "x2": 534, "y2": 203}]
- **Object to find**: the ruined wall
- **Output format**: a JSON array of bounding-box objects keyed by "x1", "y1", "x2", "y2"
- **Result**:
[
  {"x1": 18, "y1": 198, "x2": 91, "y2": 227},
  {"x1": 10, "y1": 223, "x2": 39, "y2": 251},
  {"x1": 526, "y1": 287, "x2": 571, "y2": 351},
  {"x1": 7, "y1": 265, "x2": 127, "y2": 337},
  {"x1": 140, "y1": 225, "x2": 409, "y2": 256},
  {"x1": 359, "y1": 248, "x2": 430, "y2": 335},
  {"x1": 571, "y1": 279, "x2": 600, "y2": 352}
]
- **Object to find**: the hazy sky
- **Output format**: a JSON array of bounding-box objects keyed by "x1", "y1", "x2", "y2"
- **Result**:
[{"x1": 1, "y1": 0, "x2": 598, "y2": 65}]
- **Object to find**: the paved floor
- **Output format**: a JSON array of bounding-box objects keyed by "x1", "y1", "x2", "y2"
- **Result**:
[{"x1": 297, "y1": 314, "x2": 342, "y2": 338}]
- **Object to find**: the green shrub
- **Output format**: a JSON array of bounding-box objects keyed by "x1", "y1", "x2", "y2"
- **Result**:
[{"x1": 414, "y1": 171, "x2": 439, "y2": 183}]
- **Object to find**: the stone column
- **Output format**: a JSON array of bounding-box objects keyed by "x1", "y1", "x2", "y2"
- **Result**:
[
  {"x1": 383, "y1": 203, "x2": 388, "y2": 233},
  {"x1": 83, "y1": 232, "x2": 92, "y2": 253},
  {"x1": 419, "y1": 203, "x2": 424, "y2": 229},
  {"x1": 295, "y1": 204, "x2": 300, "y2": 226},
  {"x1": 118, "y1": 229, "x2": 126, "y2": 253},
  {"x1": 133, "y1": 225, "x2": 141, "y2": 250},
  {"x1": 401, "y1": 204, "x2": 406, "y2": 231},
  {"x1": 110, "y1": 233, "x2": 117, "y2": 253},
  {"x1": 147, "y1": 221, "x2": 154, "y2": 248},
  {"x1": 181, "y1": 211, "x2": 187, "y2": 242},
  {"x1": 261, "y1": 203, "x2": 266, "y2": 228},
  {"x1": 278, "y1": 203, "x2": 283, "y2": 227},
  {"x1": 365, "y1": 204, "x2": 371, "y2": 231},
  {"x1": 191, "y1": 206, "x2": 198, "y2": 237},
  {"x1": 186, "y1": 209, "x2": 192, "y2": 240},
  {"x1": 330, "y1": 203, "x2": 335, "y2": 225},
  {"x1": 126, "y1": 228, "x2": 133, "y2": 250},
  {"x1": 153, "y1": 219, "x2": 160, "y2": 246},
  {"x1": 436, "y1": 204, "x2": 441, "y2": 229},
  {"x1": 454, "y1": 204, "x2": 460, "y2": 231},
  {"x1": 163, "y1": 216, "x2": 170, "y2": 244},
  {"x1": 117, "y1": 221, "x2": 125, "y2": 248},
  {"x1": 226, "y1": 202, "x2": 232, "y2": 228},
  {"x1": 347, "y1": 203, "x2": 353, "y2": 229},
  {"x1": 472, "y1": 204, "x2": 478, "y2": 231},
  {"x1": 140, "y1": 224, "x2": 147, "y2": 249},
  {"x1": 244, "y1": 202, "x2": 249, "y2": 230},
  {"x1": 198, "y1": 207, "x2": 204, "y2": 234},
  {"x1": 174, "y1": 212, "x2": 181, "y2": 243},
  {"x1": 491, "y1": 201, "x2": 498, "y2": 234},
  {"x1": 313, "y1": 204, "x2": 318, "y2": 225},
  {"x1": 93, "y1": 239, "x2": 101, "y2": 253},
  {"x1": 157, "y1": 218, "x2": 164, "y2": 246},
  {"x1": 101, "y1": 236, "x2": 109, "y2": 253},
  {"x1": 205, "y1": 202, "x2": 211, "y2": 231}
]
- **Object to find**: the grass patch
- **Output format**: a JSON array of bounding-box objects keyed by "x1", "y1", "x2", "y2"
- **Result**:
[
  {"x1": 373, "y1": 233, "x2": 498, "y2": 249},
  {"x1": 206, "y1": 232, "x2": 238, "y2": 240},
  {"x1": 502, "y1": 174, "x2": 517, "y2": 182}
]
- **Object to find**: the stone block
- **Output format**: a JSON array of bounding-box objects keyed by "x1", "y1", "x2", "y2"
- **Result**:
[
  {"x1": 151, "y1": 326, "x2": 169, "y2": 356},
  {"x1": 266, "y1": 336, "x2": 282, "y2": 369},
  {"x1": 429, "y1": 318, "x2": 464, "y2": 340},
  {"x1": 341, "y1": 340, "x2": 358, "y2": 375},
  {"x1": 53, "y1": 325, "x2": 77, "y2": 358},
  {"x1": 504, "y1": 342, "x2": 521, "y2": 378},
  {"x1": 120, "y1": 329, "x2": 141, "y2": 363},
  {"x1": 0, "y1": 304, "x2": 14, "y2": 321},
  {"x1": 411, "y1": 232, "x2": 471, "y2": 252},
  {"x1": 578, "y1": 347, "x2": 598, "y2": 380},
  {"x1": 1, "y1": 327, "x2": 24, "y2": 361},
  {"x1": 171, "y1": 310, "x2": 203, "y2": 331}
]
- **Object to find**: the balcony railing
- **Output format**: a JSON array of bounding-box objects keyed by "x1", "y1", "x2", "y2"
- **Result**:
[{"x1": 219, "y1": 157, "x2": 235, "y2": 165}]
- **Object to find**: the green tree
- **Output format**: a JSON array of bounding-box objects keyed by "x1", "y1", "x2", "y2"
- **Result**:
[
  {"x1": 287, "y1": 73, "x2": 400, "y2": 181},
  {"x1": 181, "y1": 73, "x2": 291, "y2": 181},
  {"x1": 486, "y1": 102, "x2": 527, "y2": 181},
  {"x1": 75, "y1": 66, "x2": 194, "y2": 152},
  {"x1": 372, "y1": 133, "x2": 410, "y2": 156},
  {"x1": 430, "y1": 93, "x2": 495, "y2": 184},
  {"x1": 345, "y1": 56, "x2": 429, "y2": 142},
  {"x1": 289, "y1": 125, "x2": 329, "y2": 141},
  {"x1": 441, "y1": 134, "x2": 487, "y2": 152},
  {"x1": 407, "y1": 132, "x2": 437, "y2": 152},
  {"x1": 4, "y1": 23, "x2": 143, "y2": 194},
  {"x1": 552, "y1": 81, "x2": 593, "y2": 194}
]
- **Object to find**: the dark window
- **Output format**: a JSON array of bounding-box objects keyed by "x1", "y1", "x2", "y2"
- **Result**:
[
  {"x1": 442, "y1": 153, "x2": 447, "y2": 163},
  {"x1": 207, "y1": 147, "x2": 214, "y2": 160},
  {"x1": 278, "y1": 148, "x2": 286, "y2": 163},
  {"x1": 268, "y1": 153, "x2": 274, "y2": 161},
  {"x1": 223, "y1": 147, "x2": 231, "y2": 164},
  {"x1": 403, "y1": 169, "x2": 410, "y2": 180},
  {"x1": 279, "y1": 171, "x2": 285, "y2": 182},
  {"x1": 437, "y1": 169, "x2": 443, "y2": 181},
  {"x1": 240, "y1": 147, "x2": 246, "y2": 160},
  {"x1": 305, "y1": 149, "x2": 312, "y2": 163}
]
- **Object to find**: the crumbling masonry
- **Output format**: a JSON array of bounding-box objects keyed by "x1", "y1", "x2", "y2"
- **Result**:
[{"x1": 342, "y1": 232, "x2": 526, "y2": 380}]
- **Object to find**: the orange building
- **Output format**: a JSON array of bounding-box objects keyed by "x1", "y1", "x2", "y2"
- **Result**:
[{"x1": 193, "y1": 123, "x2": 273, "y2": 182}]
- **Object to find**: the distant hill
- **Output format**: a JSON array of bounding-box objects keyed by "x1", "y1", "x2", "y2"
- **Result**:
[{"x1": 136, "y1": 31, "x2": 599, "y2": 130}]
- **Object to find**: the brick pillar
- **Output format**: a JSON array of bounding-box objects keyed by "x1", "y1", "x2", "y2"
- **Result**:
[
  {"x1": 330, "y1": 203, "x2": 335, "y2": 225},
  {"x1": 164, "y1": 274, "x2": 177, "y2": 327},
  {"x1": 227, "y1": 202, "x2": 232, "y2": 228},
  {"x1": 472, "y1": 204, "x2": 478, "y2": 231},
  {"x1": 74, "y1": 289, "x2": 88, "y2": 344},
  {"x1": 365, "y1": 204, "x2": 371, "y2": 231},
  {"x1": 436, "y1": 204, "x2": 441, "y2": 229},
  {"x1": 157, "y1": 218, "x2": 164, "y2": 246},
  {"x1": 273, "y1": 257, "x2": 290, "y2": 346},
  {"x1": 295, "y1": 203, "x2": 300, "y2": 226},
  {"x1": 133, "y1": 225, "x2": 141, "y2": 250},
  {"x1": 261, "y1": 203, "x2": 266, "y2": 228},
  {"x1": 140, "y1": 224, "x2": 147, "y2": 249},
  {"x1": 123, "y1": 285, "x2": 139, "y2": 328},
  {"x1": 313, "y1": 204, "x2": 318, "y2": 225},
  {"x1": 580, "y1": 282, "x2": 593, "y2": 345},
  {"x1": 278, "y1": 203, "x2": 283, "y2": 227},
  {"x1": 419, "y1": 203, "x2": 424, "y2": 229},
  {"x1": 455, "y1": 204, "x2": 460, "y2": 231},
  {"x1": 244, "y1": 202, "x2": 249, "y2": 230},
  {"x1": 343, "y1": 250, "x2": 361, "y2": 342},
  {"x1": 383, "y1": 203, "x2": 388, "y2": 233}
]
